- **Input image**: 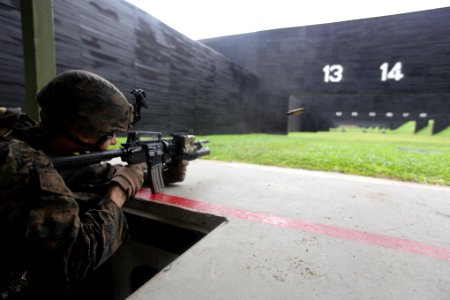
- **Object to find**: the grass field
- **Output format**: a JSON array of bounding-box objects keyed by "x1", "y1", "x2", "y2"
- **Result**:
[{"x1": 198, "y1": 131, "x2": 450, "y2": 186}]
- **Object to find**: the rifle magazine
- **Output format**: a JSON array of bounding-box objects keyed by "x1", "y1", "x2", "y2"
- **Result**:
[{"x1": 148, "y1": 164, "x2": 164, "y2": 194}]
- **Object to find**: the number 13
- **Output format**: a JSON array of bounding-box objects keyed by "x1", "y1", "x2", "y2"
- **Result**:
[{"x1": 323, "y1": 64, "x2": 344, "y2": 82}]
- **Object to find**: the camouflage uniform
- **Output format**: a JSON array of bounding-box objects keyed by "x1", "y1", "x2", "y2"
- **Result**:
[{"x1": 0, "y1": 81, "x2": 131, "y2": 296}]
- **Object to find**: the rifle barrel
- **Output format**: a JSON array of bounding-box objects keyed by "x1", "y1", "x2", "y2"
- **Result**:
[
  {"x1": 178, "y1": 148, "x2": 210, "y2": 161},
  {"x1": 51, "y1": 149, "x2": 124, "y2": 168}
]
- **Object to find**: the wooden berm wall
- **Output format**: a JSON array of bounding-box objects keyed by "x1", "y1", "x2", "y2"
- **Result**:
[{"x1": 0, "y1": 0, "x2": 260, "y2": 134}]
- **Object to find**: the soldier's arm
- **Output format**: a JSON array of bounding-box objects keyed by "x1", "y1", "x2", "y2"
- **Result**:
[{"x1": 25, "y1": 147, "x2": 129, "y2": 282}]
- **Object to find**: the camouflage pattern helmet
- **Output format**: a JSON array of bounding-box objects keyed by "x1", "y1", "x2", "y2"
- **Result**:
[{"x1": 37, "y1": 70, "x2": 134, "y2": 137}]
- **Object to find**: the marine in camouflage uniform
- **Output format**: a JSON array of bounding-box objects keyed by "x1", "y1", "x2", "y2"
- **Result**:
[{"x1": 0, "y1": 70, "x2": 146, "y2": 298}]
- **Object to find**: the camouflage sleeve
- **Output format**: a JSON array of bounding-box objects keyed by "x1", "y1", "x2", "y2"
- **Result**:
[
  {"x1": 4, "y1": 141, "x2": 129, "y2": 282},
  {"x1": 59, "y1": 163, "x2": 122, "y2": 199},
  {"x1": 63, "y1": 198, "x2": 129, "y2": 281},
  {"x1": 61, "y1": 163, "x2": 120, "y2": 187}
]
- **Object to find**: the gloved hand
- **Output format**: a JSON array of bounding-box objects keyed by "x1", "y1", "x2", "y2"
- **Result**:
[
  {"x1": 163, "y1": 160, "x2": 188, "y2": 184},
  {"x1": 110, "y1": 163, "x2": 147, "y2": 198}
]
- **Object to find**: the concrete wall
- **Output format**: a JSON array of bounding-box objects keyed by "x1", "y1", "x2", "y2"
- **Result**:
[
  {"x1": 201, "y1": 7, "x2": 450, "y2": 133},
  {"x1": 0, "y1": 0, "x2": 260, "y2": 134}
]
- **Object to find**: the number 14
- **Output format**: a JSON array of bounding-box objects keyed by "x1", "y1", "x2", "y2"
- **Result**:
[{"x1": 380, "y1": 62, "x2": 404, "y2": 81}]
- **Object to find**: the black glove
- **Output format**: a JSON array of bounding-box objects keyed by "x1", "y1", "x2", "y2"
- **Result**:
[{"x1": 163, "y1": 160, "x2": 188, "y2": 184}]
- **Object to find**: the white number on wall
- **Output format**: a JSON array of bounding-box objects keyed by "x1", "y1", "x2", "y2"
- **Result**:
[
  {"x1": 380, "y1": 62, "x2": 404, "y2": 81},
  {"x1": 323, "y1": 64, "x2": 344, "y2": 82}
]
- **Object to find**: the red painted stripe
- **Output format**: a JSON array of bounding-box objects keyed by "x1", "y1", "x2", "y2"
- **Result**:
[{"x1": 136, "y1": 189, "x2": 450, "y2": 261}]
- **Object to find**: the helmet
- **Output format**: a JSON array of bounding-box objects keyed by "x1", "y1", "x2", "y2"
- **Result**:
[{"x1": 37, "y1": 70, "x2": 133, "y2": 137}]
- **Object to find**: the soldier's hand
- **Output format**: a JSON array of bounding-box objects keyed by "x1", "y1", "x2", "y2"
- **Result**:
[
  {"x1": 110, "y1": 163, "x2": 147, "y2": 198},
  {"x1": 163, "y1": 160, "x2": 188, "y2": 184}
]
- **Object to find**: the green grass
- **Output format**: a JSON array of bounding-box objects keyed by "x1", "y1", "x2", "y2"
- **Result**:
[{"x1": 198, "y1": 132, "x2": 450, "y2": 186}]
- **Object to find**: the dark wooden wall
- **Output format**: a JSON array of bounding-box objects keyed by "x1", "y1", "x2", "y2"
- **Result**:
[
  {"x1": 0, "y1": 0, "x2": 23, "y2": 107},
  {"x1": 201, "y1": 7, "x2": 450, "y2": 133},
  {"x1": 1, "y1": 1, "x2": 449, "y2": 134},
  {"x1": 0, "y1": 0, "x2": 260, "y2": 134}
]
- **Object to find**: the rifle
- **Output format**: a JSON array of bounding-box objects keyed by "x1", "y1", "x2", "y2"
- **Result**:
[
  {"x1": 51, "y1": 131, "x2": 210, "y2": 193},
  {"x1": 50, "y1": 89, "x2": 210, "y2": 194}
]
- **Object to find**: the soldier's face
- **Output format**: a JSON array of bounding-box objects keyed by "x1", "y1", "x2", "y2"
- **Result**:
[{"x1": 98, "y1": 133, "x2": 117, "y2": 150}]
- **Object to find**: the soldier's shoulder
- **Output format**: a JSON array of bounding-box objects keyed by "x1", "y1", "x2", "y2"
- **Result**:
[
  {"x1": 0, "y1": 139, "x2": 50, "y2": 178},
  {"x1": 1, "y1": 138, "x2": 42, "y2": 158}
]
